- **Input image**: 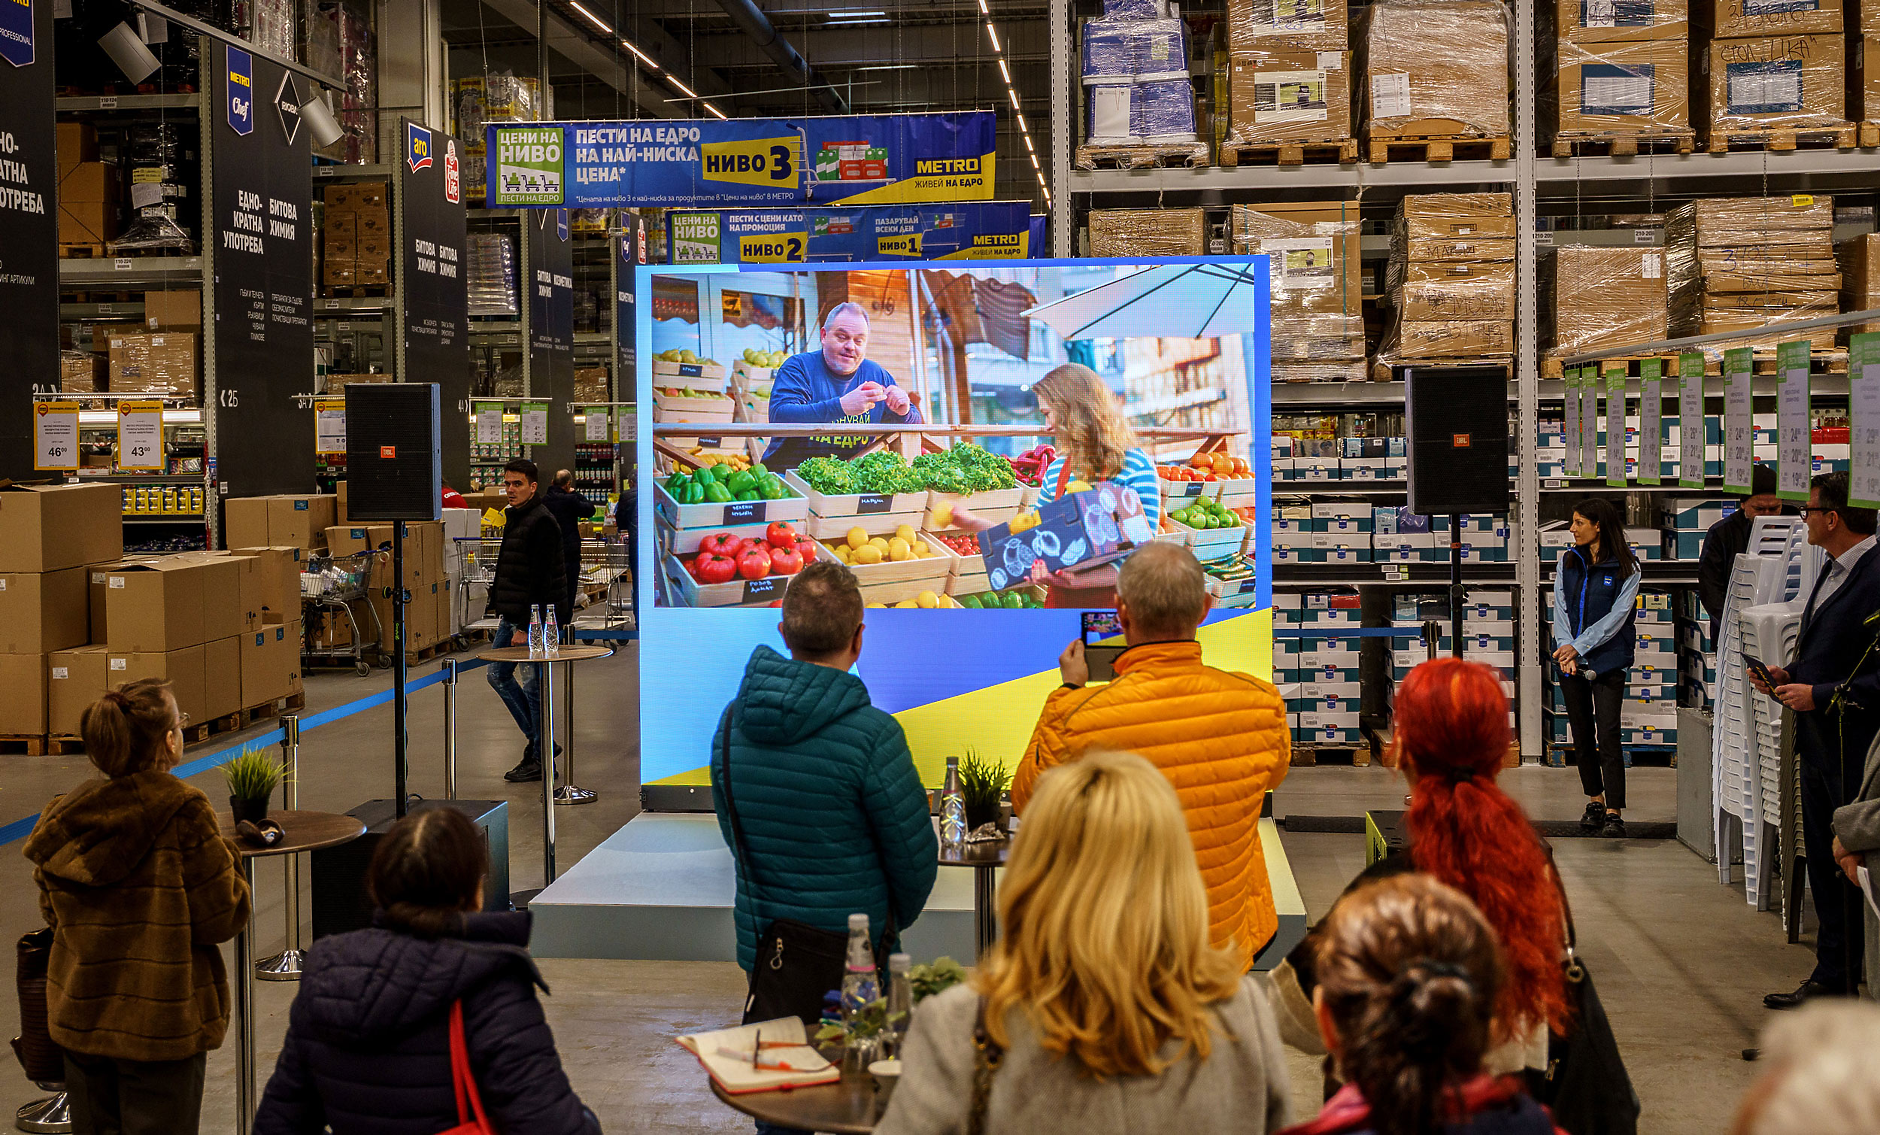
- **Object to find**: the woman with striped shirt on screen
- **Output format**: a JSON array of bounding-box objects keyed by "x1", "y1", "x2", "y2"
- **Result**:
[{"x1": 952, "y1": 362, "x2": 1160, "y2": 608}]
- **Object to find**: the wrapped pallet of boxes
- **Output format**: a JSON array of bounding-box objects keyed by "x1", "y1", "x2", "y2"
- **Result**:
[
  {"x1": 1231, "y1": 202, "x2": 1367, "y2": 382},
  {"x1": 1224, "y1": 49, "x2": 1355, "y2": 152},
  {"x1": 1078, "y1": 17, "x2": 1205, "y2": 165},
  {"x1": 1665, "y1": 196, "x2": 1840, "y2": 353},
  {"x1": 1836, "y1": 232, "x2": 1880, "y2": 337},
  {"x1": 1856, "y1": 35, "x2": 1880, "y2": 125},
  {"x1": 1699, "y1": 0, "x2": 1842, "y2": 39},
  {"x1": 1356, "y1": 0, "x2": 1509, "y2": 158},
  {"x1": 1697, "y1": 34, "x2": 1847, "y2": 143},
  {"x1": 1087, "y1": 208, "x2": 1208, "y2": 257},
  {"x1": 1227, "y1": 0, "x2": 1348, "y2": 53},
  {"x1": 107, "y1": 332, "x2": 198, "y2": 396},
  {"x1": 1376, "y1": 194, "x2": 1515, "y2": 369},
  {"x1": 1547, "y1": 37, "x2": 1692, "y2": 143},
  {"x1": 1544, "y1": 247, "x2": 1671, "y2": 358}
]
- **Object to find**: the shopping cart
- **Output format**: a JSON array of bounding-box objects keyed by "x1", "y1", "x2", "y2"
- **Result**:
[
  {"x1": 571, "y1": 536, "x2": 634, "y2": 633},
  {"x1": 456, "y1": 536, "x2": 503, "y2": 638},
  {"x1": 300, "y1": 549, "x2": 387, "y2": 676}
]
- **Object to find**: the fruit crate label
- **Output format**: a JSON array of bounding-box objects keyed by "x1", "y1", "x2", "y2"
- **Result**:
[
  {"x1": 724, "y1": 501, "x2": 765, "y2": 524},
  {"x1": 1172, "y1": 482, "x2": 1205, "y2": 497},
  {"x1": 856, "y1": 494, "x2": 892, "y2": 513},
  {"x1": 742, "y1": 577, "x2": 786, "y2": 603}
]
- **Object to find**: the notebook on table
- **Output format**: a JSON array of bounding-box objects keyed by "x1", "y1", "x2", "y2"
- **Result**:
[{"x1": 676, "y1": 1016, "x2": 840, "y2": 1095}]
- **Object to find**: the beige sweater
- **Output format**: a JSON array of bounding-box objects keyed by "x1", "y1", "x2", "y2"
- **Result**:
[{"x1": 875, "y1": 977, "x2": 1293, "y2": 1135}]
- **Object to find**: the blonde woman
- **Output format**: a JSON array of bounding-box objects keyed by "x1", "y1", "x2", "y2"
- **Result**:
[
  {"x1": 952, "y1": 363, "x2": 1160, "y2": 607},
  {"x1": 875, "y1": 751, "x2": 1291, "y2": 1135}
]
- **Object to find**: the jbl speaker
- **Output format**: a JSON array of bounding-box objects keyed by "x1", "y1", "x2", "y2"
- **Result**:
[
  {"x1": 1404, "y1": 365, "x2": 1511, "y2": 516},
  {"x1": 310, "y1": 799, "x2": 511, "y2": 938},
  {"x1": 345, "y1": 383, "x2": 442, "y2": 521}
]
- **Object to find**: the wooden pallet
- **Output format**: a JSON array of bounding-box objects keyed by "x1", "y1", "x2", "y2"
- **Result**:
[
  {"x1": 1220, "y1": 138, "x2": 1359, "y2": 167},
  {"x1": 1550, "y1": 129, "x2": 1696, "y2": 159},
  {"x1": 1371, "y1": 355, "x2": 1513, "y2": 381},
  {"x1": 182, "y1": 692, "x2": 309, "y2": 746},
  {"x1": 1366, "y1": 133, "x2": 1510, "y2": 164},
  {"x1": 59, "y1": 242, "x2": 109, "y2": 259},
  {"x1": 1707, "y1": 123, "x2": 1857, "y2": 154},
  {"x1": 1704, "y1": 348, "x2": 1848, "y2": 376},
  {"x1": 1541, "y1": 353, "x2": 1677, "y2": 380},
  {"x1": 1864, "y1": 122, "x2": 1880, "y2": 149},
  {"x1": 1073, "y1": 141, "x2": 1210, "y2": 170},
  {"x1": 0, "y1": 734, "x2": 59, "y2": 756},
  {"x1": 1290, "y1": 743, "x2": 1373, "y2": 768}
]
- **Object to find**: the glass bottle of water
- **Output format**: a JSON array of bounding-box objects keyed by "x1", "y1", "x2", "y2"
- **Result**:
[
  {"x1": 840, "y1": 913, "x2": 880, "y2": 1070},
  {"x1": 527, "y1": 604, "x2": 544, "y2": 658},
  {"x1": 884, "y1": 952, "x2": 913, "y2": 1059},
  {"x1": 940, "y1": 756, "x2": 966, "y2": 851},
  {"x1": 543, "y1": 603, "x2": 560, "y2": 658}
]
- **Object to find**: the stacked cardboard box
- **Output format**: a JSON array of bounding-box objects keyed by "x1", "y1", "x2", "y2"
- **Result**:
[
  {"x1": 1545, "y1": 247, "x2": 1671, "y2": 356},
  {"x1": 1224, "y1": 0, "x2": 1352, "y2": 150},
  {"x1": 323, "y1": 182, "x2": 391, "y2": 289},
  {"x1": 320, "y1": 521, "x2": 451, "y2": 654},
  {"x1": 56, "y1": 122, "x2": 119, "y2": 249},
  {"x1": 1665, "y1": 196, "x2": 1840, "y2": 352},
  {"x1": 1836, "y1": 232, "x2": 1880, "y2": 337},
  {"x1": 60, "y1": 350, "x2": 107, "y2": 394},
  {"x1": 1696, "y1": 0, "x2": 1847, "y2": 139},
  {"x1": 1377, "y1": 193, "x2": 1516, "y2": 365},
  {"x1": 1087, "y1": 208, "x2": 1208, "y2": 257},
  {"x1": 224, "y1": 494, "x2": 340, "y2": 552},
  {"x1": 1857, "y1": 2, "x2": 1880, "y2": 125},
  {"x1": 1273, "y1": 591, "x2": 1364, "y2": 747},
  {"x1": 106, "y1": 332, "x2": 198, "y2": 397},
  {"x1": 1357, "y1": 0, "x2": 1509, "y2": 145},
  {"x1": 0, "y1": 485, "x2": 123, "y2": 737},
  {"x1": 1547, "y1": 0, "x2": 1691, "y2": 142},
  {"x1": 1231, "y1": 202, "x2": 1366, "y2": 382},
  {"x1": 1079, "y1": 3, "x2": 1202, "y2": 157}
]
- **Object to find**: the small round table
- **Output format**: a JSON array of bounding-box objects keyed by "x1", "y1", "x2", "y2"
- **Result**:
[
  {"x1": 217, "y1": 809, "x2": 366, "y2": 1135},
  {"x1": 710, "y1": 1069, "x2": 884, "y2": 1134},
  {"x1": 939, "y1": 839, "x2": 1010, "y2": 959},
  {"x1": 479, "y1": 644, "x2": 616, "y2": 886}
]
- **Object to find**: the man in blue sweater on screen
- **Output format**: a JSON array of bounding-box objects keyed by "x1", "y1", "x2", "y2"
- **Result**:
[{"x1": 761, "y1": 301, "x2": 923, "y2": 470}]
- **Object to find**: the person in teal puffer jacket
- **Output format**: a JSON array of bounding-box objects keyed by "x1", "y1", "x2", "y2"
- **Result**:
[{"x1": 711, "y1": 560, "x2": 939, "y2": 977}]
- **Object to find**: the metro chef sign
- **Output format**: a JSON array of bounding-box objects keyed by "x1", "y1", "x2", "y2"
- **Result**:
[{"x1": 485, "y1": 111, "x2": 995, "y2": 208}]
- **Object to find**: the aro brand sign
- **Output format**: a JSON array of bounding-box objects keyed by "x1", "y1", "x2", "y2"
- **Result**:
[{"x1": 407, "y1": 121, "x2": 433, "y2": 172}]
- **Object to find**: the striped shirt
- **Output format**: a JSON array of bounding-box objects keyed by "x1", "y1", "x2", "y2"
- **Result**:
[{"x1": 1038, "y1": 447, "x2": 1161, "y2": 524}]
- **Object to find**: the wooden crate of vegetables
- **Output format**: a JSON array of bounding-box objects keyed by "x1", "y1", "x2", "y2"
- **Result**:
[
  {"x1": 784, "y1": 454, "x2": 929, "y2": 539},
  {"x1": 663, "y1": 521, "x2": 812, "y2": 607},
  {"x1": 917, "y1": 443, "x2": 1028, "y2": 530},
  {"x1": 815, "y1": 523, "x2": 955, "y2": 602},
  {"x1": 1165, "y1": 496, "x2": 1249, "y2": 557},
  {"x1": 654, "y1": 461, "x2": 807, "y2": 534}
]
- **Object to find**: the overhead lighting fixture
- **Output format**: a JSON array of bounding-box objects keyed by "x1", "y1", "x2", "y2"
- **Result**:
[
  {"x1": 978, "y1": 0, "x2": 988, "y2": 13},
  {"x1": 300, "y1": 94, "x2": 346, "y2": 148},
  {"x1": 986, "y1": 22, "x2": 1000, "y2": 50},
  {"x1": 1029, "y1": 151, "x2": 1039, "y2": 170},
  {"x1": 620, "y1": 37, "x2": 658, "y2": 67},
  {"x1": 1017, "y1": 111, "x2": 1029, "y2": 132},
  {"x1": 829, "y1": 7, "x2": 887, "y2": 14},
  {"x1": 1023, "y1": 133, "x2": 1033, "y2": 152},
  {"x1": 825, "y1": 14, "x2": 890, "y2": 22},
  {"x1": 666, "y1": 73, "x2": 700, "y2": 99},
  {"x1": 1008, "y1": 87, "x2": 1021, "y2": 110},
  {"x1": 570, "y1": 1, "x2": 614, "y2": 33},
  {"x1": 98, "y1": 21, "x2": 160, "y2": 83},
  {"x1": 704, "y1": 101, "x2": 728, "y2": 119},
  {"x1": 998, "y1": 58, "x2": 1011, "y2": 83}
]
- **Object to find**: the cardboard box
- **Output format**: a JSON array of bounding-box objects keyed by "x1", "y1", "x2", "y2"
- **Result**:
[
  {"x1": 202, "y1": 635, "x2": 242, "y2": 719},
  {"x1": 323, "y1": 211, "x2": 357, "y2": 242},
  {"x1": 56, "y1": 122, "x2": 98, "y2": 167},
  {"x1": 325, "y1": 524, "x2": 388, "y2": 558},
  {"x1": 1396, "y1": 193, "x2": 1515, "y2": 240},
  {"x1": 1087, "y1": 208, "x2": 1208, "y2": 257},
  {"x1": 0, "y1": 483, "x2": 123, "y2": 573},
  {"x1": 47, "y1": 645, "x2": 110, "y2": 736},
  {"x1": 107, "y1": 332, "x2": 197, "y2": 396},
  {"x1": 1853, "y1": 35, "x2": 1880, "y2": 120},
  {"x1": 61, "y1": 351, "x2": 107, "y2": 393},
  {"x1": 336, "y1": 480, "x2": 349, "y2": 523},
  {"x1": 59, "y1": 162, "x2": 118, "y2": 204},
  {"x1": 1557, "y1": 0, "x2": 1688, "y2": 41},
  {"x1": 107, "y1": 644, "x2": 206, "y2": 726},
  {"x1": 1228, "y1": 0, "x2": 1348, "y2": 52},
  {"x1": 0, "y1": 653, "x2": 47, "y2": 734},
  {"x1": 306, "y1": 606, "x2": 354, "y2": 652},
  {"x1": 1228, "y1": 50, "x2": 1354, "y2": 145},
  {"x1": 1703, "y1": 34, "x2": 1846, "y2": 132},
  {"x1": 1393, "y1": 260, "x2": 1516, "y2": 321},
  {"x1": 354, "y1": 207, "x2": 391, "y2": 238},
  {"x1": 1554, "y1": 36, "x2": 1690, "y2": 132},
  {"x1": 1837, "y1": 231, "x2": 1880, "y2": 336},
  {"x1": 58, "y1": 199, "x2": 117, "y2": 245},
  {"x1": 0, "y1": 568, "x2": 90, "y2": 654},
  {"x1": 229, "y1": 547, "x2": 305, "y2": 628},
  {"x1": 105, "y1": 559, "x2": 207, "y2": 652},
  {"x1": 224, "y1": 495, "x2": 338, "y2": 550},
  {"x1": 182, "y1": 554, "x2": 244, "y2": 642},
  {"x1": 143, "y1": 289, "x2": 203, "y2": 332},
  {"x1": 1359, "y1": 0, "x2": 1510, "y2": 137},
  {"x1": 1391, "y1": 320, "x2": 1515, "y2": 357},
  {"x1": 240, "y1": 620, "x2": 302, "y2": 705},
  {"x1": 1549, "y1": 246, "x2": 1671, "y2": 354},
  {"x1": 1701, "y1": 0, "x2": 1843, "y2": 38}
]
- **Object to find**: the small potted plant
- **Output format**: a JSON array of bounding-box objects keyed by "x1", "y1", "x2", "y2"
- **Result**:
[
  {"x1": 222, "y1": 749, "x2": 285, "y2": 826},
  {"x1": 958, "y1": 749, "x2": 1010, "y2": 833}
]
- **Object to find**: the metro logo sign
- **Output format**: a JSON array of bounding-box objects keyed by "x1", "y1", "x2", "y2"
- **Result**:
[
  {"x1": 226, "y1": 47, "x2": 253, "y2": 136},
  {"x1": 407, "y1": 121, "x2": 433, "y2": 172}
]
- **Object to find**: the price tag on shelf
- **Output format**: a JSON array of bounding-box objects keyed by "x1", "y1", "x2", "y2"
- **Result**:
[
  {"x1": 1722, "y1": 347, "x2": 1754, "y2": 495},
  {"x1": 583, "y1": 407, "x2": 610, "y2": 442},
  {"x1": 520, "y1": 401, "x2": 549, "y2": 446},
  {"x1": 314, "y1": 397, "x2": 347, "y2": 455},
  {"x1": 1638, "y1": 359, "x2": 1662, "y2": 487},
  {"x1": 33, "y1": 401, "x2": 80, "y2": 471},
  {"x1": 117, "y1": 401, "x2": 165, "y2": 471},
  {"x1": 1852, "y1": 333, "x2": 1880, "y2": 509},
  {"x1": 1678, "y1": 352, "x2": 1706, "y2": 489},
  {"x1": 1776, "y1": 339, "x2": 1811, "y2": 503},
  {"x1": 474, "y1": 402, "x2": 504, "y2": 445},
  {"x1": 1604, "y1": 365, "x2": 1627, "y2": 488}
]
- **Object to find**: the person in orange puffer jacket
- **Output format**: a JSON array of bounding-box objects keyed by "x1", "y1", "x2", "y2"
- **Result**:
[{"x1": 1012, "y1": 542, "x2": 1291, "y2": 971}]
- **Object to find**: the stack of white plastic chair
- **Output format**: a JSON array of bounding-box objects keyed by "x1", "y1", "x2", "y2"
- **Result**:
[{"x1": 1712, "y1": 517, "x2": 1815, "y2": 907}]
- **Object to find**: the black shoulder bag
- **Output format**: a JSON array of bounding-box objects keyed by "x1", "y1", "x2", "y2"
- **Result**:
[
  {"x1": 718, "y1": 710, "x2": 877, "y2": 1029},
  {"x1": 1527, "y1": 866, "x2": 1640, "y2": 1135}
]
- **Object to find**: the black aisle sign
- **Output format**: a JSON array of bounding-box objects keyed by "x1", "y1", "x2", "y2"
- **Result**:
[
  {"x1": 398, "y1": 118, "x2": 469, "y2": 489},
  {"x1": 616, "y1": 212, "x2": 649, "y2": 401},
  {"x1": 211, "y1": 42, "x2": 313, "y2": 504},
  {"x1": 528, "y1": 208, "x2": 574, "y2": 471},
  {"x1": 0, "y1": 0, "x2": 58, "y2": 479}
]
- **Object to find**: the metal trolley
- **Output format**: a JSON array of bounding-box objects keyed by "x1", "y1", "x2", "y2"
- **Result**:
[{"x1": 300, "y1": 549, "x2": 387, "y2": 676}]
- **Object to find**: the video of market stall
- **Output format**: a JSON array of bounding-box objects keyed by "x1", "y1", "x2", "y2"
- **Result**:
[{"x1": 644, "y1": 260, "x2": 1263, "y2": 610}]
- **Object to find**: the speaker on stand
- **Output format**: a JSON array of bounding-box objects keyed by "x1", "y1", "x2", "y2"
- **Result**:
[
  {"x1": 1404, "y1": 365, "x2": 1512, "y2": 654},
  {"x1": 345, "y1": 384, "x2": 442, "y2": 817}
]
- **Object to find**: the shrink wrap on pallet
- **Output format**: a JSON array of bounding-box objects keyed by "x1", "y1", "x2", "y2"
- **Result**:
[
  {"x1": 1837, "y1": 232, "x2": 1880, "y2": 337},
  {"x1": 1227, "y1": 0, "x2": 1349, "y2": 52},
  {"x1": 1357, "y1": 0, "x2": 1510, "y2": 138},
  {"x1": 1550, "y1": 36, "x2": 1691, "y2": 133},
  {"x1": 1666, "y1": 196, "x2": 1840, "y2": 352},
  {"x1": 1226, "y1": 49, "x2": 1354, "y2": 145},
  {"x1": 1087, "y1": 209, "x2": 1208, "y2": 257},
  {"x1": 1700, "y1": 33, "x2": 1846, "y2": 133},
  {"x1": 1544, "y1": 247, "x2": 1672, "y2": 355}
]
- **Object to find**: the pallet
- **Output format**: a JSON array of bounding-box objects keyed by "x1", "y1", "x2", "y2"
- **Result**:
[
  {"x1": 1290, "y1": 743, "x2": 1372, "y2": 768},
  {"x1": 1541, "y1": 353, "x2": 1677, "y2": 380},
  {"x1": 1550, "y1": 129, "x2": 1696, "y2": 159},
  {"x1": 1366, "y1": 133, "x2": 1510, "y2": 164},
  {"x1": 1220, "y1": 138, "x2": 1359, "y2": 167},
  {"x1": 182, "y1": 692, "x2": 309, "y2": 746},
  {"x1": 322, "y1": 284, "x2": 391, "y2": 298},
  {"x1": 59, "y1": 242, "x2": 109, "y2": 259},
  {"x1": 1073, "y1": 141, "x2": 1210, "y2": 170},
  {"x1": 1371, "y1": 355, "x2": 1513, "y2": 381},
  {"x1": 1864, "y1": 122, "x2": 1880, "y2": 149},
  {"x1": 0, "y1": 734, "x2": 55, "y2": 756},
  {"x1": 1706, "y1": 123, "x2": 1857, "y2": 154},
  {"x1": 1707, "y1": 348, "x2": 1847, "y2": 376}
]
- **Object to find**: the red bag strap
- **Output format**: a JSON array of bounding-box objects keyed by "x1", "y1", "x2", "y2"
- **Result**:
[
  {"x1": 450, "y1": 1000, "x2": 495, "y2": 1133},
  {"x1": 1054, "y1": 458, "x2": 1072, "y2": 497}
]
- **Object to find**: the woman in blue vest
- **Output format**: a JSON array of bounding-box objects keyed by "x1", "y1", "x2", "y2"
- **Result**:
[{"x1": 1553, "y1": 496, "x2": 1641, "y2": 838}]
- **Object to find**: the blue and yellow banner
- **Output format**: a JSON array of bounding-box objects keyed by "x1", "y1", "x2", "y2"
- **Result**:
[
  {"x1": 486, "y1": 112, "x2": 996, "y2": 208},
  {"x1": 665, "y1": 201, "x2": 1035, "y2": 264}
]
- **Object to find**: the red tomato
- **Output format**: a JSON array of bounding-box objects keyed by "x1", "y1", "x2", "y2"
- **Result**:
[
  {"x1": 737, "y1": 548, "x2": 771, "y2": 580},
  {"x1": 694, "y1": 552, "x2": 737, "y2": 584},
  {"x1": 733, "y1": 537, "x2": 763, "y2": 558},
  {"x1": 700, "y1": 533, "x2": 740, "y2": 557},
  {"x1": 766, "y1": 522, "x2": 798, "y2": 549},
  {"x1": 769, "y1": 545, "x2": 804, "y2": 575}
]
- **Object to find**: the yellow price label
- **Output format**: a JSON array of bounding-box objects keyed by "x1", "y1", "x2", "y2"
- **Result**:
[
  {"x1": 701, "y1": 136, "x2": 800, "y2": 188},
  {"x1": 1792, "y1": 194, "x2": 1815, "y2": 207},
  {"x1": 876, "y1": 233, "x2": 922, "y2": 257},
  {"x1": 737, "y1": 232, "x2": 806, "y2": 263}
]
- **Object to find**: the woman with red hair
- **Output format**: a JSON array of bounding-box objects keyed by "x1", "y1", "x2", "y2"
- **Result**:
[{"x1": 1268, "y1": 657, "x2": 1569, "y2": 1082}]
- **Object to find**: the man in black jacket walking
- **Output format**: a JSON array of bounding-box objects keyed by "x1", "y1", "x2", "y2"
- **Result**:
[
  {"x1": 1698, "y1": 463, "x2": 1789, "y2": 643},
  {"x1": 487, "y1": 459, "x2": 568, "y2": 782},
  {"x1": 543, "y1": 470, "x2": 596, "y2": 619}
]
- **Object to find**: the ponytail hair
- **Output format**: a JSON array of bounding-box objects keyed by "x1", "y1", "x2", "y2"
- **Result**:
[
  {"x1": 1316, "y1": 875, "x2": 1504, "y2": 1135},
  {"x1": 367, "y1": 808, "x2": 489, "y2": 938},
  {"x1": 1396, "y1": 658, "x2": 1570, "y2": 1035},
  {"x1": 80, "y1": 678, "x2": 179, "y2": 778}
]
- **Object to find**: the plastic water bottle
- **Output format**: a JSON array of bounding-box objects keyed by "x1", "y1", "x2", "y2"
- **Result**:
[
  {"x1": 840, "y1": 913, "x2": 878, "y2": 1020},
  {"x1": 527, "y1": 604, "x2": 544, "y2": 658},
  {"x1": 543, "y1": 604, "x2": 560, "y2": 658},
  {"x1": 940, "y1": 756, "x2": 966, "y2": 851},
  {"x1": 885, "y1": 953, "x2": 913, "y2": 1058}
]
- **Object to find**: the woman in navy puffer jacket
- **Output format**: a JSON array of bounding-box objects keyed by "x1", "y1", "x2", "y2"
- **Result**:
[{"x1": 254, "y1": 808, "x2": 600, "y2": 1135}]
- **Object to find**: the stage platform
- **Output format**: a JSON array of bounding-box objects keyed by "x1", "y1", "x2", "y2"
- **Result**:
[{"x1": 530, "y1": 813, "x2": 1308, "y2": 968}]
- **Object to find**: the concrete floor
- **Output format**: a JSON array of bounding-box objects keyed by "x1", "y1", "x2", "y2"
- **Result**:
[{"x1": 0, "y1": 648, "x2": 1814, "y2": 1134}]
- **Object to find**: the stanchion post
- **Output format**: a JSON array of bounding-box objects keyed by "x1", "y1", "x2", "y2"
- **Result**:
[
  {"x1": 257, "y1": 716, "x2": 304, "y2": 981},
  {"x1": 540, "y1": 660, "x2": 558, "y2": 885},
  {"x1": 442, "y1": 658, "x2": 459, "y2": 800},
  {"x1": 553, "y1": 650, "x2": 597, "y2": 805}
]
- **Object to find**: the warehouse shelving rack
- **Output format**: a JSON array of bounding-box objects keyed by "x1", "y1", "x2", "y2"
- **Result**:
[{"x1": 1048, "y1": 0, "x2": 1873, "y2": 757}]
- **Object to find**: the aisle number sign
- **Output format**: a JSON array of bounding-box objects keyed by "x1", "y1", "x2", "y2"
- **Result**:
[
  {"x1": 1605, "y1": 366, "x2": 1627, "y2": 487},
  {"x1": 1853, "y1": 333, "x2": 1880, "y2": 509},
  {"x1": 117, "y1": 401, "x2": 164, "y2": 471},
  {"x1": 1678, "y1": 353, "x2": 1706, "y2": 489},
  {"x1": 474, "y1": 402, "x2": 504, "y2": 445},
  {"x1": 1776, "y1": 339, "x2": 1811, "y2": 502},
  {"x1": 1564, "y1": 368, "x2": 1583, "y2": 477},
  {"x1": 314, "y1": 397, "x2": 346, "y2": 455},
  {"x1": 582, "y1": 408, "x2": 611, "y2": 442},
  {"x1": 34, "y1": 401, "x2": 79, "y2": 471},
  {"x1": 1638, "y1": 358, "x2": 1662, "y2": 487},
  {"x1": 1722, "y1": 348, "x2": 1754, "y2": 495},
  {"x1": 520, "y1": 401, "x2": 549, "y2": 446}
]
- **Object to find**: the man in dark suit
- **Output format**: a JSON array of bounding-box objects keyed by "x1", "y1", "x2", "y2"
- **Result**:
[
  {"x1": 1752, "y1": 472, "x2": 1880, "y2": 1009},
  {"x1": 1698, "y1": 463, "x2": 1790, "y2": 644}
]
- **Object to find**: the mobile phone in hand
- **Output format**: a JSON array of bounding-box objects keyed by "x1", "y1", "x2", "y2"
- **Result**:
[{"x1": 1081, "y1": 611, "x2": 1125, "y2": 683}]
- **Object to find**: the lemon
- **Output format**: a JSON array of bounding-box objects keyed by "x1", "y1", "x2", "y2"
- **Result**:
[
  {"x1": 867, "y1": 602, "x2": 886, "y2": 608},
  {"x1": 847, "y1": 526, "x2": 869, "y2": 550},
  {"x1": 895, "y1": 524, "x2": 917, "y2": 544},
  {"x1": 913, "y1": 539, "x2": 929, "y2": 555},
  {"x1": 854, "y1": 544, "x2": 884, "y2": 565},
  {"x1": 895, "y1": 599, "x2": 919, "y2": 608},
  {"x1": 869, "y1": 537, "x2": 890, "y2": 552},
  {"x1": 833, "y1": 545, "x2": 853, "y2": 563},
  {"x1": 931, "y1": 503, "x2": 953, "y2": 528},
  {"x1": 916, "y1": 590, "x2": 938, "y2": 608},
  {"x1": 1067, "y1": 480, "x2": 1093, "y2": 492},
  {"x1": 888, "y1": 537, "x2": 912, "y2": 562}
]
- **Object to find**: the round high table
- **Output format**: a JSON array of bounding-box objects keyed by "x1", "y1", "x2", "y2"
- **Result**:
[
  {"x1": 478, "y1": 644, "x2": 615, "y2": 887},
  {"x1": 939, "y1": 839, "x2": 1009, "y2": 959},
  {"x1": 217, "y1": 809, "x2": 366, "y2": 1135},
  {"x1": 710, "y1": 1069, "x2": 882, "y2": 1134}
]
